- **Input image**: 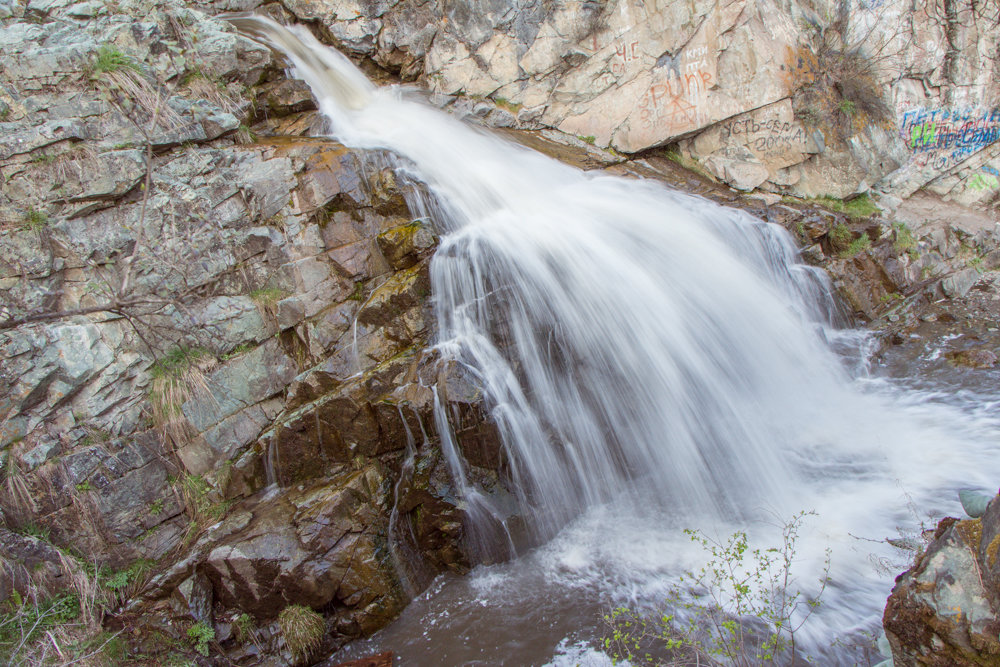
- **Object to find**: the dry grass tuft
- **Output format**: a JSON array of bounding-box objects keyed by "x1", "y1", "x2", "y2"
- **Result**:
[
  {"x1": 183, "y1": 74, "x2": 245, "y2": 117},
  {"x1": 1, "y1": 458, "x2": 37, "y2": 528},
  {"x1": 277, "y1": 604, "x2": 325, "y2": 662},
  {"x1": 148, "y1": 346, "x2": 216, "y2": 445},
  {"x1": 102, "y1": 69, "x2": 184, "y2": 130}
]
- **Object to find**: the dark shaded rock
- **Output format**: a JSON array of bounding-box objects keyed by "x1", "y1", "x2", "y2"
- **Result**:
[
  {"x1": 170, "y1": 571, "x2": 213, "y2": 625},
  {"x1": 256, "y1": 78, "x2": 318, "y2": 117},
  {"x1": 329, "y1": 650, "x2": 393, "y2": 667},
  {"x1": 0, "y1": 527, "x2": 70, "y2": 601}
]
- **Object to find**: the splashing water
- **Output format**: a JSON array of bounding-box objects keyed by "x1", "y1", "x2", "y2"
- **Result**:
[{"x1": 233, "y1": 17, "x2": 1000, "y2": 664}]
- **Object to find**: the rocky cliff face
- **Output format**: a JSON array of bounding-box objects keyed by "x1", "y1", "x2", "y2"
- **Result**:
[
  {"x1": 254, "y1": 0, "x2": 1000, "y2": 202},
  {"x1": 3, "y1": 0, "x2": 1000, "y2": 664},
  {"x1": 0, "y1": 1, "x2": 510, "y2": 663}
]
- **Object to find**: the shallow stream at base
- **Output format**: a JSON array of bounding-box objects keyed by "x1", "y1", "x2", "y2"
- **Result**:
[{"x1": 329, "y1": 372, "x2": 1000, "y2": 666}]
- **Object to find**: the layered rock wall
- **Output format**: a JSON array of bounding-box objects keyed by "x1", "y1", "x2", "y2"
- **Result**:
[
  {"x1": 0, "y1": 2, "x2": 508, "y2": 662},
  {"x1": 255, "y1": 0, "x2": 1000, "y2": 201}
]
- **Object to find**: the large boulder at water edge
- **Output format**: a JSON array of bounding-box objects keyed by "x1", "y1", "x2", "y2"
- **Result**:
[{"x1": 884, "y1": 494, "x2": 1000, "y2": 666}]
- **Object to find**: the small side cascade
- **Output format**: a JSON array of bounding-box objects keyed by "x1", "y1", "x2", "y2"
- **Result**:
[
  {"x1": 431, "y1": 386, "x2": 517, "y2": 564},
  {"x1": 387, "y1": 405, "x2": 433, "y2": 597}
]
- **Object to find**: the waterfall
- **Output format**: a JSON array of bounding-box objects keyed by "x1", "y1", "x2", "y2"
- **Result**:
[
  {"x1": 232, "y1": 17, "x2": 1000, "y2": 662},
  {"x1": 231, "y1": 14, "x2": 850, "y2": 531}
]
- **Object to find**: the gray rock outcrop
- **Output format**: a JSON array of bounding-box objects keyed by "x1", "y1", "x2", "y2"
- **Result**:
[
  {"x1": 0, "y1": 2, "x2": 510, "y2": 663},
  {"x1": 884, "y1": 495, "x2": 1000, "y2": 666}
]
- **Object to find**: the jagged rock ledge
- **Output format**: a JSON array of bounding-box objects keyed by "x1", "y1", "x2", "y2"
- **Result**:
[{"x1": 0, "y1": 3, "x2": 512, "y2": 663}]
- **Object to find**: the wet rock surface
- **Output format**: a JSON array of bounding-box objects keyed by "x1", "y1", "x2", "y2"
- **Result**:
[{"x1": 884, "y1": 496, "x2": 1000, "y2": 666}]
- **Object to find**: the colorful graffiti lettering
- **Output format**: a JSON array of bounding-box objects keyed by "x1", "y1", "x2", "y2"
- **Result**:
[
  {"x1": 900, "y1": 107, "x2": 1000, "y2": 171},
  {"x1": 900, "y1": 108, "x2": 1000, "y2": 152},
  {"x1": 967, "y1": 165, "x2": 1000, "y2": 191}
]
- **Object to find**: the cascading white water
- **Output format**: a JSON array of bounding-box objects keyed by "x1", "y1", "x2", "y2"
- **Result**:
[{"x1": 233, "y1": 17, "x2": 1000, "y2": 664}]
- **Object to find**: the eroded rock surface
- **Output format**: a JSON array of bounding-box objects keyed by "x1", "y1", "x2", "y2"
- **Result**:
[
  {"x1": 884, "y1": 496, "x2": 1000, "y2": 666},
  {"x1": 0, "y1": 3, "x2": 509, "y2": 663}
]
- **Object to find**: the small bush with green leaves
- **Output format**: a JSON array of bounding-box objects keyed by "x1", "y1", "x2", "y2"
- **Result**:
[
  {"x1": 249, "y1": 287, "x2": 288, "y2": 307},
  {"x1": 181, "y1": 473, "x2": 212, "y2": 517},
  {"x1": 18, "y1": 522, "x2": 50, "y2": 542},
  {"x1": 234, "y1": 612, "x2": 259, "y2": 646},
  {"x1": 0, "y1": 592, "x2": 81, "y2": 663},
  {"x1": 220, "y1": 342, "x2": 254, "y2": 361},
  {"x1": 348, "y1": 281, "x2": 366, "y2": 301},
  {"x1": 102, "y1": 559, "x2": 153, "y2": 593},
  {"x1": 814, "y1": 194, "x2": 879, "y2": 220},
  {"x1": 795, "y1": 107, "x2": 820, "y2": 125},
  {"x1": 603, "y1": 511, "x2": 829, "y2": 666},
  {"x1": 827, "y1": 223, "x2": 852, "y2": 250},
  {"x1": 493, "y1": 97, "x2": 522, "y2": 113},
  {"x1": 22, "y1": 209, "x2": 47, "y2": 231},
  {"x1": 187, "y1": 621, "x2": 215, "y2": 657},
  {"x1": 891, "y1": 221, "x2": 919, "y2": 259},
  {"x1": 278, "y1": 604, "x2": 325, "y2": 660}
]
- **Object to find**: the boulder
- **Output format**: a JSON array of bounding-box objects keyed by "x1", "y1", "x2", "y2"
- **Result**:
[{"x1": 884, "y1": 498, "x2": 1000, "y2": 666}]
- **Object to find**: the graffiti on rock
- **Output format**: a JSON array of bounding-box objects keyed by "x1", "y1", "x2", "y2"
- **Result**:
[
  {"x1": 900, "y1": 107, "x2": 1000, "y2": 170},
  {"x1": 639, "y1": 72, "x2": 713, "y2": 130},
  {"x1": 611, "y1": 40, "x2": 641, "y2": 76},
  {"x1": 720, "y1": 117, "x2": 813, "y2": 156},
  {"x1": 640, "y1": 39, "x2": 716, "y2": 132},
  {"x1": 967, "y1": 165, "x2": 1000, "y2": 191}
]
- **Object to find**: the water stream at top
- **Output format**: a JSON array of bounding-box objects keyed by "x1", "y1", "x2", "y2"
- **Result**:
[{"x1": 233, "y1": 17, "x2": 1000, "y2": 665}]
